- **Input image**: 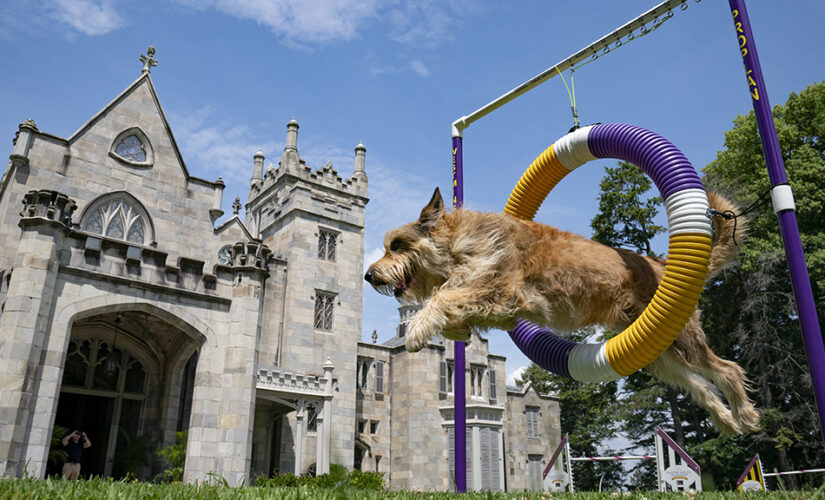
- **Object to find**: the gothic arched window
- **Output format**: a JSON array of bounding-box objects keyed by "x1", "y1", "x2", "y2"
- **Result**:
[
  {"x1": 63, "y1": 338, "x2": 146, "y2": 394},
  {"x1": 115, "y1": 134, "x2": 146, "y2": 162},
  {"x1": 109, "y1": 127, "x2": 154, "y2": 167},
  {"x1": 81, "y1": 193, "x2": 153, "y2": 245}
]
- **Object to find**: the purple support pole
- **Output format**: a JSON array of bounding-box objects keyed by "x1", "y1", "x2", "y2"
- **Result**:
[
  {"x1": 728, "y1": 0, "x2": 825, "y2": 442},
  {"x1": 451, "y1": 135, "x2": 467, "y2": 492}
]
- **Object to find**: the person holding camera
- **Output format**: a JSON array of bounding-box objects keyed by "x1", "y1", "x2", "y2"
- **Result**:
[{"x1": 61, "y1": 430, "x2": 91, "y2": 480}]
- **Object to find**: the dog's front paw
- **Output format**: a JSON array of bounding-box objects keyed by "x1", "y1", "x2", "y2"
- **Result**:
[
  {"x1": 405, "y1": 319, "x2": 434, "y2": 352},
  {"x1": 405, "y1": 334, "x2": 428, "y2": 353}
]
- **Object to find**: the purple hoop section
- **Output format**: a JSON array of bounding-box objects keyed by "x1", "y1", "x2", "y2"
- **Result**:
[
  {"x1": 588, "y1": 123, "x2": 704, "y2": 199},
  {"x1": 508, "y1": 320, "x2": 576, "y2": 378}
]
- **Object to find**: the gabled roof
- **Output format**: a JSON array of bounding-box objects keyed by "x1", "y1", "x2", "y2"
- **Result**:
[
  {"x1": 67, "y1": 72, "x2": 214, "y2": 186},
  {"x1": 507, "y1": 380, "x2": 558, "y2": 400},
  {"x1": 214, "y1": 214, "x2": 255, "y2": 240}
]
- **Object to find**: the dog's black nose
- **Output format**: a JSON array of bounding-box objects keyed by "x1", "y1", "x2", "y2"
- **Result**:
[{"x1": 364, "y1": 270, "x2": 374, "y2": 284}]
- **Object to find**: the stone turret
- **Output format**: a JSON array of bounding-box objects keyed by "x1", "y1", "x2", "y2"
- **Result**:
[
  {"x1": 250, "y1": 150, "x2": 264, "y2": 200},
  {"x1": 280, "y1": 119, "x2": 300, "y2": 173},
  {"x1": 348, "y1": 142, "x2": 368, "y2": 197},
  {"x1": 211, "y1": 176, "x2": 225, "y2": 222},
  {"x1": 353, "y1": 142, "x2": 366, "y2": 179},
  {"x1": 10, "y1": 119, "x2": 38, "y2": 168}
]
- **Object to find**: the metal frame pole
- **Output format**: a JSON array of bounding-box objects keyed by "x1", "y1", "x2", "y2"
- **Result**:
[
  {"x1": 451, "y1": 132, "x2": 467, "y2": 492},
  {"x1": 727, "y1": 0, "x2": 825, "y2": 442}
]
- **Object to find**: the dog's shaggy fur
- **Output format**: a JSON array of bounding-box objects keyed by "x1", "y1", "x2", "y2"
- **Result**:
[{"x1": 365, "y1": 187, "x2": 760, "y2": 434}]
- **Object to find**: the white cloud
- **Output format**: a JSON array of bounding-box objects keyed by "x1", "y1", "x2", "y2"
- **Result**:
[
  {"x1": 507, "y1": 365, "x2": 527, "y2": 386},
  {"x1": 52, "y1": 0, "x2": 122, "y2": 36},
  {"x1": 175, "y1": 0, "x2": 469, "y2": 49},
  {"x1": 12, "y1": 0, "x2": 477, "y2": 51},
  {"x1": 364, "y1": 52, "x2": 433, "y2": 79},
  {"x1": 168, "y1": 107, "x2": 279, "y2": 188},
  {"x1": 386, "y1": 0, "x2": 466, "y2": 49},
  {"x1": 409, "y1": 59, "x2": 430, "y2": 77},
  {"x1": 172, "y1": 0, "x2": 382, "y2": 48}
]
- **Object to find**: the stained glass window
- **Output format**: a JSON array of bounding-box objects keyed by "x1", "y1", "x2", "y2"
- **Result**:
[
  {"x1": 126, "y1": 218, "x2": 144, "y2": 244},
  {"x1": 115, "y1": 135, "x2": 146, "y2": 162},
  {"x1": 84, "y1": 209, "x2": 103, "y2": 234},
  {"x1": 82, "y1": 195, "x2": 150, "y2": 245},
  {"x1": 106, "y1": 214, "x2": 124, "y2": 239}
]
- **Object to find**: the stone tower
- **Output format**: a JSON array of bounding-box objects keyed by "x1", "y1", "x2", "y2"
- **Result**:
[{"x1": 244, "y1": 120, "x2": 368, "y2": 468}]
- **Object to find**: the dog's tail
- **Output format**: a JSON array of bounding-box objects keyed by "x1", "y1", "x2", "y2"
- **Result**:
[{"x1": 707, "y1": 191, "x2": 746, "y2": 279}]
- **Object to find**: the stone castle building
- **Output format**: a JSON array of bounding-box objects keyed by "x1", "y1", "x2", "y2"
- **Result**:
[{"x1": 0, "y1": 48, "x2": 560, "y2": 491}]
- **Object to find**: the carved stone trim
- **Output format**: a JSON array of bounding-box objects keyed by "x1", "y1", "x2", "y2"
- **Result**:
[
  {"x1": 257, "y1": 368, "x2": 331, "y2": 397},
  {"x1": 19, "y1": 190, "x2": 77, "y2": 227}
]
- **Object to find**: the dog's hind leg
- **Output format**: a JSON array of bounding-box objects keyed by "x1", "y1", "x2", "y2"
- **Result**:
[
  {"x1": 693, "y1": 352, "x2": 761, "y2": 432},
  {"x1": 672, "y1": 315, "x2": 761, "y2": 432},
  {"x1": 646, "y1": 351, "x2": 742, "y2": 434},
  {"x1": 686, "y1": 342, "x2": 760, "y2": 431}
]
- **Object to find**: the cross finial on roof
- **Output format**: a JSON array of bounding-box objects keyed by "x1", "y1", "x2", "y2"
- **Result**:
[
  {"x1": 140, "y1": 46, "x2": 158, "y2": 74},
  {"x1": 232, "y1": 197, "x2": 241, "y2": 215}
]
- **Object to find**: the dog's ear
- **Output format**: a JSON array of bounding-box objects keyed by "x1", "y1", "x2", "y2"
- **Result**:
[{"x1": 418, "y1": 187, "x2": 444, "y2": 230}]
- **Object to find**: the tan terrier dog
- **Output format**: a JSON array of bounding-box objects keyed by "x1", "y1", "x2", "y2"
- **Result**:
[{"x1": 365, "y1": 187, "x2": 760, "y2": 434}]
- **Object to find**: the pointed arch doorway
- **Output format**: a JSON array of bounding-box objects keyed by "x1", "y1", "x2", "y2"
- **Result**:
[{"x1": 52, "y1": 310, "x2": 201, "y2": 479}]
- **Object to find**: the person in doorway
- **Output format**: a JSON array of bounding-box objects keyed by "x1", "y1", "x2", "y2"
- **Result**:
[{"x1": 61, "y1": 430, "x2": 91, "y2": 480}]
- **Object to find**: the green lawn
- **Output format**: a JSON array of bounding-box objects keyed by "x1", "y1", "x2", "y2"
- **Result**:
[{"x1": 1, "y1": 478, "x2": 824, "y2": 500}]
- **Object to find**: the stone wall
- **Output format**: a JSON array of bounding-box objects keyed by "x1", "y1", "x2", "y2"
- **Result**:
[{"x1": 504, "y1": 382, "x2": 561, "y2": 491}]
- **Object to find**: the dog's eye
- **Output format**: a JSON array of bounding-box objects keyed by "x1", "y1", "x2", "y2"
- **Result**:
[{"x1": 389, "y1": 239, "x2": 403, "y2": 252}]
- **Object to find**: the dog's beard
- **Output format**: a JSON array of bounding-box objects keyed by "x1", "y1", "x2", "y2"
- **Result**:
[{"x1": 370, "y1": 261, "x2": 414, "y2": 299}]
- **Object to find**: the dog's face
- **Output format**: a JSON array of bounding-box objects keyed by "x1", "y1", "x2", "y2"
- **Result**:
[{"x1": 364, "y1": 187, "x2": 449, "y2": 303}]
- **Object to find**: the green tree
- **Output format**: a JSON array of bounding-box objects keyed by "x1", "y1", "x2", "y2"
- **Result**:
[
  {"x1": 591, "y1": 161, "x2": 665, "y2": 257},
  {"x1": 701, "y1": 81, "x2": 825, "y2": 488}
]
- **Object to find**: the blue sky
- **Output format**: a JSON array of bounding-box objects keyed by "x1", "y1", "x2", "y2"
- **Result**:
[{"x1": 2, "y1": 0, "x2": 824, "y2": 387}]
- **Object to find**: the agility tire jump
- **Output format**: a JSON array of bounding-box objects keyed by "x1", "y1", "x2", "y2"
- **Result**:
[{"x1": 506, "y1": 123, "x2": 713, "y2": 382}]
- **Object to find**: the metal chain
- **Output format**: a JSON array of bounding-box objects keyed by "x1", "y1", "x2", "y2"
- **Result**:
[
  {"x1": 572, "y1": 0, "x2": 701, "y2": 72},
  {"x1": 562, "y1": 0, "x2": 702, "y2": 126}
]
